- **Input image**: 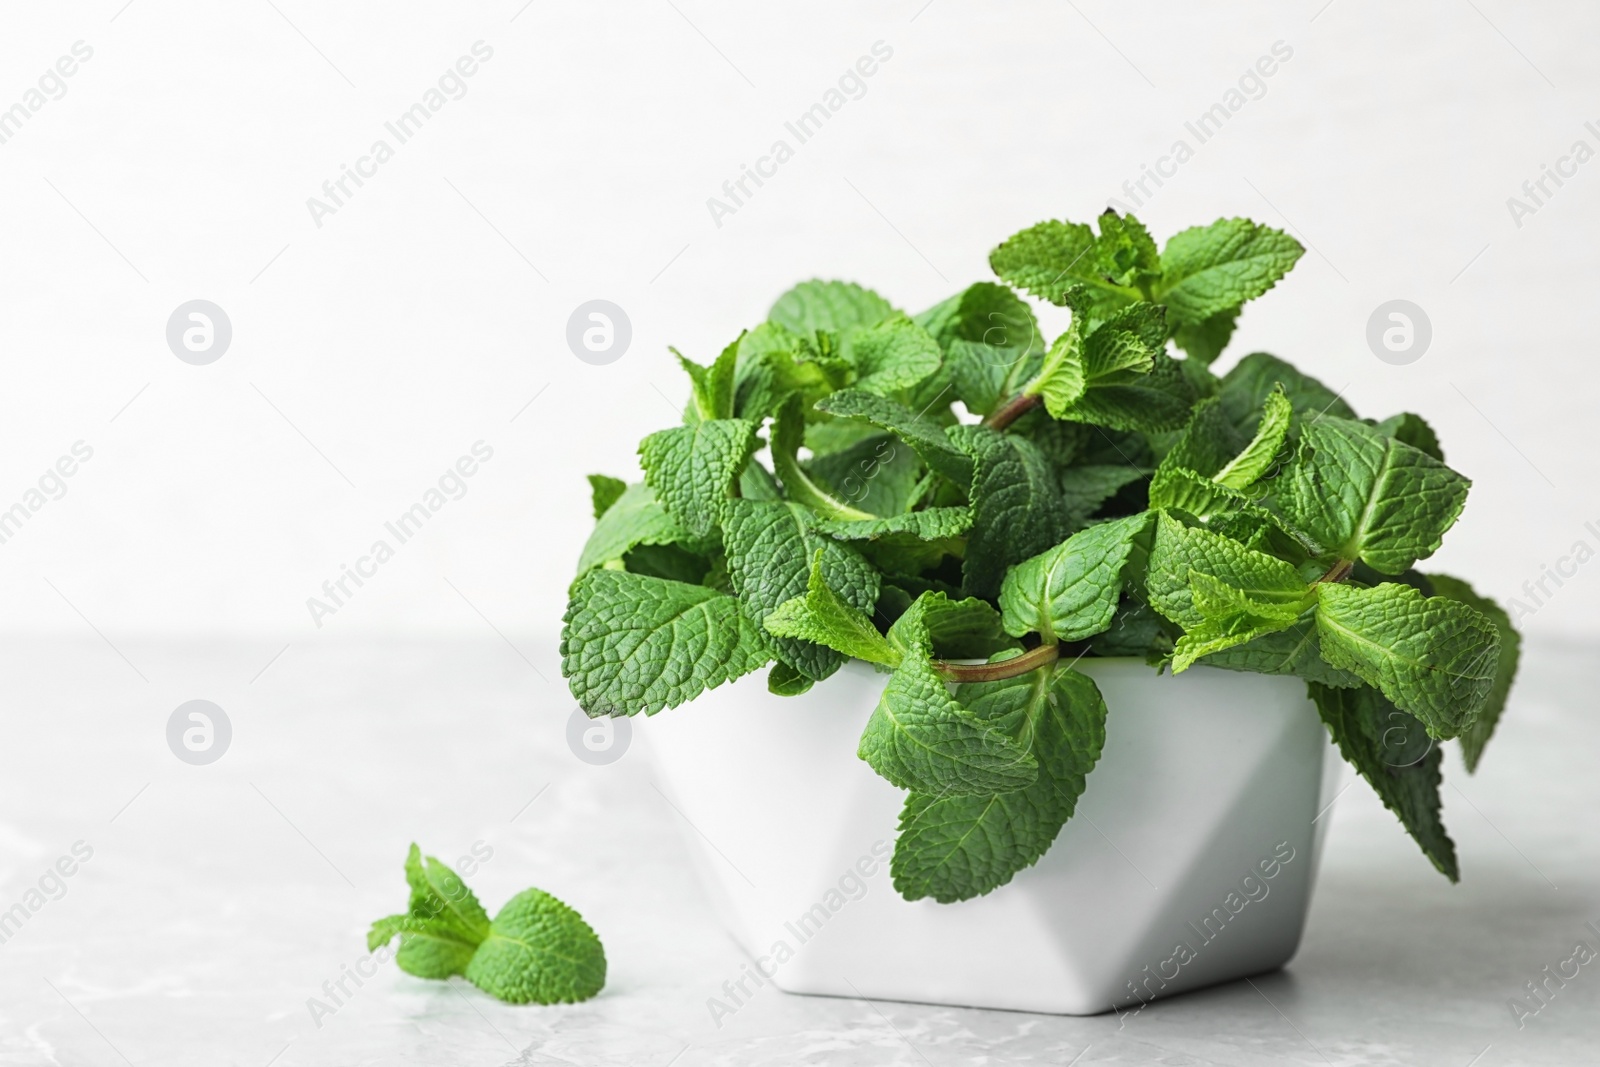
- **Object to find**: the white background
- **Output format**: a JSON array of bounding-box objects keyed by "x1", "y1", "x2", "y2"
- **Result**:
[{"x1": 1, "y1": 0, "x2": 1596, "y2": 644}]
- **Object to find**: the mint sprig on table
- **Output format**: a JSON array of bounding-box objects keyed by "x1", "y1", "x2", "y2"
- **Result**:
[
  {"x1": 368, "y1": 845, "x2": 605, "y2": 1004},
  {"x1": 561, "y1": 211, "x2": 1521, "y2": 898}
]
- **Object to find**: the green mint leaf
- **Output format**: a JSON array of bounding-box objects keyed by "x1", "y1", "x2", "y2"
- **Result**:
[
  {"x1": 732, "y1": 322, "x2": 847, "y2": 421},
  {"x1": 805, "y1": 433, "x2": 924, "y2": 518},
  {"x1": 1218, "y1": 352, "x2": 1355, "y2": 436},
  {"x1": 858, "y1": 600, "x2": 1036, "y2": 795},
  {"x1": 1375, "y1": 412, "x2": 1444, "y2": 461},
  {"x1": 951, "y1": 426, "x2": 1072, "y2": 599},
  {"x1": 988, "y1": 217, "x2": 1141, "y2": 315},
  {"x1": 895, "y1": 590, "x2": 1017, "y2": 660},
  {"x1": 769, "y1": 279, "x2": 897, "y2": 335},
  {"x1": 917, "y1": 282, "x2": 1043, "y2": 416},
  {"x1": 814, "y1": 389, "x2": 973, "y2": 485},
  {"x1": 672, "y1": 337, "x2": 738, "y2": 422},
  {"x1": 1310, "y1": 683, "x2": 1458, "y2": 881},
  {"x1": 767, "y1": 659, "x2": 814, "y2": 695},
  {"x1": 1161, "y1": 397, "x2": 1249, "y2": 479},
  {"x1": 561, "y1": 570, "x2": 772, "y2": 715},
  {"x1": 1172, "y1": 307, "x2": 1239, "y2": 365},
  {"x1": 622, "y1": 543, "x2": 709, "y2": 585},
  {"x1": 1154, "y1": 218, "x2": 1304, "y2": 325},
  {"x1": 367, "y1": 913, "x2": 481, "y2": 979},
  {"x1": 1314, "y1": 581, "x2": 1500, "y2": 740},
  {"x1": 999, "y1": 512, "x2": 1151, "y2": 642},
  {"x1": 764, "y1": 549, "x2": 899, "y2": 667},
  {"x1": 366, "y1": 844, "x2": 491, "y2": 979},
  {"x1": 892, "y1": 664, "x2": 1107, "y2": 902},
  {"x1": 587, "y1": 475, "x2": 627, "y2": 521},
  {"x1": 463, "y1": 888, "x2": 607, "y2": 1005},
  {"x1": 842, "y1": 315, "x2": 943, "y2": 397},
  {"x1": 1146, "y1": 511, "x2": 1309, "y2": 629},
  {"x1": 770, "y1": 394, "x2": 875, "y2": 521},
  {"x1": 1423, "y1": 574, "x2": 1519, "y2": 772},
  {"x1": 576, "y1": 483, "x2": 693, "y2": 575},
  {"x1": 638, "y1": 418, "x2": 758, "y2": 537},
  {"x1": 1093, "y1": 209, "x2": 1162, "y2": 289},
  {"x1": 723, "y1": 500, "x2": 880, "y2": 680},
  {"x1": 1171, "y1": 572, "x2": 1307, "y2": 672},
  {"x1": 1281, "y1": 416, "x2": 1470, "y2": 574},
  {"x1": 1214, "y1": 385, "x2": 1292, "y2": 489},
  {"x1": 1195, "y1": 615, "x2": 1363, "y2": 688},
  {"x1": 1062, "y1": 348, "x2": 1195, "y2": 433}
]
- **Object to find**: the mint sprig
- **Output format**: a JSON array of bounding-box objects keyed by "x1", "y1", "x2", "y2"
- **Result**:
[
  {"x1": 561, "y1": 209, "x2": 1519, "y2": 891},
  {"x1": 368, "y1": 845, "x2": 605, "y2": 1004}
]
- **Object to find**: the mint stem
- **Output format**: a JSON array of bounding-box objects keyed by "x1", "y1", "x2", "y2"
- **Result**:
[
  {"x1": 932, "y1": 642, "x2": 1059, "y2": 683},
  {"x1": 983, "y1": 392, "x2": 1041, "y2": 432},
  {"x1": 1316, "y1": 559, "x2": 1355, "y2": 585}
]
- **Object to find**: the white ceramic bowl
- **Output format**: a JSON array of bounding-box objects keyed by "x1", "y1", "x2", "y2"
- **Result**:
[{"x1": 640, "y1": 657, "x2": 1343, "y2": 1015}]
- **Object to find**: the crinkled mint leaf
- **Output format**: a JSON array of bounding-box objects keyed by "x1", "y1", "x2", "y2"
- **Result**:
[
  {"x1": 587, "y1": 475, "x2": 627, "y2": 520},
  {"x1": 811, "y1": 506, "x2": 972, "y2": 543},
  {"x1": 814, "y1": 389, "x2": 973, "y2": 485},
  {"x1": 368, "y1": 913, "x2": 481, "y2": 979},
  {"x1": 769, "y1": 279, "x2": 897, "y2": 335},
  {"x1": 858, "y1": 634, "x2": 1037, "y2": 796},
  {"x1": 1215, "y1": 385, "x2": 1292, "y2": 489},
  {"x1": 765, "y1": 549, "x2": 899, "y2": 667},
  {"x1": 672, "y1": 337, "x2": 738, "y2": 422},
  {"x1": 464, "y1": 889, "x2": 607, "y2": 1005},
  {"x1": 1314, "y1": 581, "x2": 1500, "y2": 740},
  {"x1": 1375, "y1": 412, "x2": 1444, "y2": 462},
  {"x1": 805, "y1": 433, "x2": 923, "y2": 518},
  {"x1": 561, "y1": 570, "x2": 772, "y2": 715},
  {"x1": 769, "y1": 394, "x2": 875, "y2": 521},
  {"x1": 1146, "y1": 511, "x2": 1309, "y2": 629},
  {"x1": 988, "y1": 217, "x2": 1142, "y2": 316},
  {"x1": 638, "y1": 418, "x2": 758, "y2": 537},
  {"x1": 951, "y1": 426, "x2": 1072, "y2": 599},
  {"x1": 1424, "y1": 574, "x2": 1519, "y2": 772},
  {"x1": 723, "y1": 500, "x2": 879, "y2": 680},
  {"x1": 367, "y1": 844, "x2": 491, "y2": 979},
  {"x1": 916, "y1": 282, "x2": 1043, "y2": 416},
  {"x1": 842, "y1": 315, "x2": 943, "y2": 397},
  {"x1": 1154, "y1": 218, "x2": 1304, "y2": 325},
  {"x1": 1310, "y1": 683, "x2": 1458, "y2": 881},
  {"x1": 1171, "y1": 572, "x2": 1307, "y2": 672},
  {"x1": 732, "y1": 322, "x2": 849, "y2": 421},
  {"x1": 999, "y1": 512, "x2": 1151, "y2": 642},
  {"x1": 893, "y1": 664, "x2": 1107, "y2": 902},
  {"x1": 1281, "y1": 416, "x2": 1470, "y2": 574},
  {"x1": 576, "y1": 483, "x2": 693, "y2": 575}
]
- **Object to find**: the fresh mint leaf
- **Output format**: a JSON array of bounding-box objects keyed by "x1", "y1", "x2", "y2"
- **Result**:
[
  {"x1": 858, "y1": 595, "x2": 1037, "y2": 796},
  {"x1": 1024, "y1": 294, "x2": 1183, "y2": 432},
  {"x1": 765, "y1": 549, "x2": 899, "y2": 667},
  {"x1": 767, "y1": 660, "x2": 814, "y2": 696},
  {"x1": 462, "y1": 888, "x2": 607, "y2": 1005},
  {"x1": 576, "y1": 483, "x2": 693, "y2": 575},
  {"x1": 1424, "y1": 574, "x2": 1519, "y2": 772},
  {"x1": 917, "y1": 282, "x2": 1044, "y2": 416},
  {"x1": 562, "y1": 570, "x2": 772, "y2": 715},
  {"x1": 366, "y1": 844, "x2": 490, "y2": 979},
  {"x1": 1314, "y1": 581, "x2": 1500, "y2": 740},
  {"x1": 672, "y1": 337, "x2": 739, "y2": 422},
  {"x1": 769, "y1": 395, "x2": 876, "y2": 521},
  {"x1": 732, "y1": 322, "x2": 849, "y2": 420},
  {"x1": 999, "y1": 512, "x2": 1151, "y2": 642},
  {"x1": 988, "y1": 216, "x2": 1144, "y2": 316},
  {"x1": 814, "y1": 389, "x2": 973, "y2": 485},
  {"x1": 893, "y1": 664, "x2": 1107, "y2": 902},
  {"x1": 951, "y1": 426, "x2": 1072, "y2": 599},
  {"x1": 1172, "y1": 307, "x2": 1239, "y2": 365},
  {"x1": 723, "y1": 500, "x2": 880, "y2": 680},
  {"x1": 1154, "y1": 218, "x2": 1304, "y2": 325},
  {"x1": 1057, "y1": 465, "x2": 1148, "y2": 525},
  {"x1": 1281, "y1": 416, "x2": 1470, "y2": 574},
  {"x1": 769, "y1": 279, "x2": 897, "y2": 335},
  {"x1": 1196, "y1": 615, "x2": 1362, "y2": 688},
  {"x1": 587, "y1": 475, "x2": 627, "y2": 521},
  {"x1": 1171, "y1": 571, "x2": 1307, "y2": 672},
  {"x1": 842, "y1": 315, "x2": 943, "y2": 396},
  {"x1": 805, "y1": 433, "x2": 924, "y2": 518},
  {"x1": 1215, "y1": 385, "x2": 1292, "y2": 489},
  {"x1": 1310, "y1": 684, "x2": 1458, "y2": 881},
  {"x1": 1146, "y1": 512, "x2": 1309, "y2": 629},
  {"x1": 638, "y1": 418, "x2": 759, "y2": 537},
  {"x1": 811, "y1": 506, "x2": 973, "y2": 543}
]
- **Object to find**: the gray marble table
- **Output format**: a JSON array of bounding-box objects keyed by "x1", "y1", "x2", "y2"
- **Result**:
[{"x1": 1, "y1": 636, "x2": 1595, "y2": 1066}]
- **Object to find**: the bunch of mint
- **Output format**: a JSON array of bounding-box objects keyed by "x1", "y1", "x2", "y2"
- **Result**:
[
  {"x1": 562, "y1": 211, "x2": 1520, "y2": 901},
  {"x1": 368, "y1": 845, "x2": 605, "y2": 1003}
]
